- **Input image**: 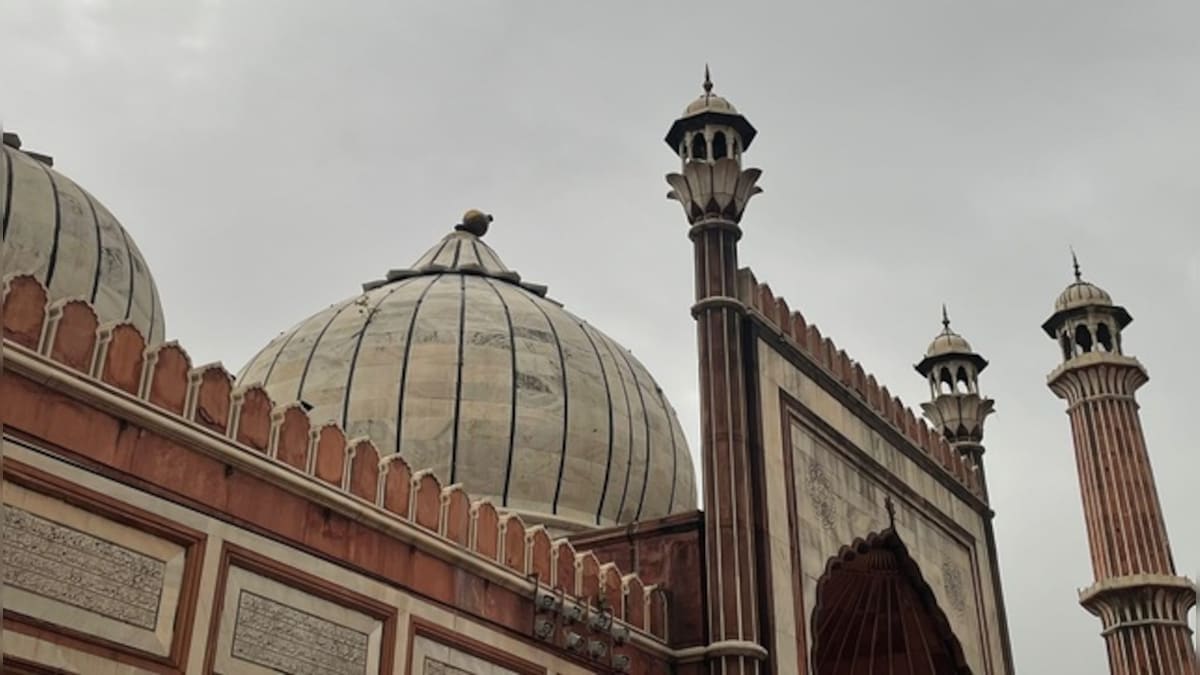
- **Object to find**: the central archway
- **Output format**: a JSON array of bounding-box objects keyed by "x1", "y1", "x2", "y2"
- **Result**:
[{"x1": 811, "y1": 530, "x2": 972, "y2": 675}]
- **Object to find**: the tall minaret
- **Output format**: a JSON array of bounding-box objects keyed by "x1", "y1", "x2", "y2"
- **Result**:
[
  {"x1": 665, "y1": 69, "x2": 765, "y2": 674},
  {"x1": 1043, "y1": 257, "x2": 1196, "y2": 674},
  {"x1": 916, "y1": 306, "x2": 995, "y2": 499}
]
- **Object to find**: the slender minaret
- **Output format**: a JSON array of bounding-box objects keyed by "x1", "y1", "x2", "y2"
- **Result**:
[
  {"x1": 665, "y1": 68, "x2": 765, "y2": 674},
  {"x1": 1043, "y1": 256, "x2": 1197, "y2": 674},
  {"x1": 915, "y1": 306, "x2": 995, "y2": 499}
]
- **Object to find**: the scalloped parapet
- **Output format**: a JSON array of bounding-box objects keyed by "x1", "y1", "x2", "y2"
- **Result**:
[
  {"x1": 0, "y1": 273, "x2": 669, "y2": 640},
  {"x1": 736, "y1": 268, "x2": 983, "y2": 497}
]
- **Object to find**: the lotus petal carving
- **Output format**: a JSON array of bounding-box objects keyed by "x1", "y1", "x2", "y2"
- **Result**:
[
  {"x1": 666, "y1": 158, "x2": 763, "y2": 224},
  {"x1": 921, "y1": 395, "x2": 995, "y2": 444}
]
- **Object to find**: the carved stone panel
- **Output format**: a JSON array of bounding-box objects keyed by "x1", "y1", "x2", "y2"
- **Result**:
[
  {"x1": 213, "y1": 566, "x2": 384, "y2": 675},
  {"x1": 2, "y1": 481, "x2": 186, "y2": 657}
]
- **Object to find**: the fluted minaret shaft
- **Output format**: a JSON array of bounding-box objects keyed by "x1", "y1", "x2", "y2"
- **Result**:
[
  {"x1": 690, "y1": 215, "x2": 762, "y2": 675},
  {"x1": 1049, "y1": 352, "x2": 1196, "y2": 675}
]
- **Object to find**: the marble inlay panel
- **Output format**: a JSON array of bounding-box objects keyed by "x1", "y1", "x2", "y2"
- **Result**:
[
  {"x1": 1, "y1": 480, "x2": 186, "y2": 657},
  {"x1": 213, "y1": 566, "x2": 383, "y2": 675}
]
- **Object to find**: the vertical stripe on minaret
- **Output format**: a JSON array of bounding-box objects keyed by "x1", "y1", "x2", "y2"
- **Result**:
[
  {"x1": 1044, "y1": 272, "x2": 1197, "y2": 675},
  {"x1": 666, "y1": 68, "x2": 768, "y2": 675}
]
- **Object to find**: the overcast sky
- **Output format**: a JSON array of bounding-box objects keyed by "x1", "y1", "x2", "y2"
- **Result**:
[{"x1": 7, "y1": 1, "x2": 1200, "y2": 671}]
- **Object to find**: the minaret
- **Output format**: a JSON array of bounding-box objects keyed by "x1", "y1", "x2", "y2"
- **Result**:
[
  {"x1": 915, "y1": 306, "x2": 994, "y2": 498},
  {"x1": 1043, "y1": 256, "x2": 1197, "y2": 674},
  {"x1": 665, "y1": 68, "x2": 765, "y2": 674}
]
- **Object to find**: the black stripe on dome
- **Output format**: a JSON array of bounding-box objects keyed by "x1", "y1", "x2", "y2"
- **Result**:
[
  {"x1": 1, "y1": 147, "x2": 13, "y2": 239},
  {"x1": 38, "y1": 165, "x2": 62, "y2": 289},
  {"x1": 118, "y1": 222, "x2": 135, "y2": 321},
  {"x1": 469, "y1": 240, "x2": 486, "y2": 269},
  {"x1": 448, "y1": 274, "x2": 468, "y2": 483},
  {"x1": 656, "y1": 384, "x2": 680, "y2": 513},
  {"x1": 482, "y1": 277, "x2": 519, "y2": 506},
  {"x1": 616, "y1": 347, "x2": 654, "y2": 521},
  {"x1": 577, "y1": 321, "x2": 615, "y2": 525},
  {"x1": 450, "y1": 238, "x2": 462, "y2": 267},
  {"x1": 340, "y1": 278, "x2": 421, "y2": 428},
  {"x1": 424, "y1": 238, "x2": 450, "y2": 268},
  {"x1": 82, "y1": 190, "x2": 103, "y2": 304},
  {"x1": 296, "y1": 300, "x2": 355, "y2": 401},
  {"x1": 394, "y1": 274, "x2": 443, "y2": 456},
  {"x1": 261, "y1": 317, "x2": 305, "y2": 387},
  {"x1": 525, "y1": 293, "x2": 569, "y2": 515},
  {"x1": 596, "y1": 327, "x2": 636, "y2": 524},
  {"x1": 478, "y1": 241, "x2": 505, "y2": 270},
  {"x1": 146, "y1": 274, "x2": 158, "y2": 341}
]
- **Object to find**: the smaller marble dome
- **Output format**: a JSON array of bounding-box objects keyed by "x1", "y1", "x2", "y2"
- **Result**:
[
  {"x1": 922, "y1": 307, "x2": 975, "y2": 358},
  {"x1": 238, "y1": 214, "x2": 697, "y2": 530},
  {"x1": 1054, "y1": 280, "x2": 1113, "y2": 313},
  {"x1": 915, "y1": 307, "x2": 988, "y2": 378},
  {"x1": 683, "y1": 87, "x2": 739, "y2": 116},
  {"x1": 1, "y1": 132, "x2": 164, "y2": 343},
  {"x1": 924, "y1": 329, "x2": 974, "y2": 359}
]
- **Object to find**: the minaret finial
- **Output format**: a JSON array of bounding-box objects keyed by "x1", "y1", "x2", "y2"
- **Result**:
[
  {"x1": 942, "y1": 304, "x2": 951, "y2": 331},
  {"x1": 1071, "y1": 246, "x2": 1082, "y2": 282},
  {"x1": 885, "y1": 495, "x2": 896, "y2": 529},
  {"x1": 703, "y1": 64, "x2": 713, "y2": 95}
]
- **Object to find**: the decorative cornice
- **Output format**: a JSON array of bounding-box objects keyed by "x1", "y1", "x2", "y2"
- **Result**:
[
  {"x1": 1078, "y1": 574, "x2": 1196, "y2": 636},
  {"x1": 1047, "y1": 352, "x2": 1149, "y2": 403}
]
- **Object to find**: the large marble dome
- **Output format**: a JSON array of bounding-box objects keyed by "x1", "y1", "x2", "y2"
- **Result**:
[
  {"x1": 238, "y1": 211, "x2": 696, "y2": 530},
  {"x1": 1, "y1": 132, "x2": 164, "y2": 343}
]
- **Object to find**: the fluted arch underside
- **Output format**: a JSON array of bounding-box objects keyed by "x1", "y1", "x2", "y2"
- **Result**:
[
  {"x1": 813, "y1": 531, "x2": 972, "y2": 675},
  {"x1": 238, "y1": 272, "x2": 696, "y2": 530}
]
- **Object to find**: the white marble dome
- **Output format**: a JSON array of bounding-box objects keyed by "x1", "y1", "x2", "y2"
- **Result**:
[
  {"x1": 238, "y1": 219, "x2": 696, "y2": 530},
  {"x1": 1054, "y1": 279, "x2": 1113, "y2": 312},
  {"x1": 0, "y1": 133, "x2": 164, "y2": 343}
]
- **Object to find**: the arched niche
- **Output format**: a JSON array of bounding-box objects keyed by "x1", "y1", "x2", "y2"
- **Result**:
[{"x1": 811, "y1": 529, "x2": 973, "y2": 675}]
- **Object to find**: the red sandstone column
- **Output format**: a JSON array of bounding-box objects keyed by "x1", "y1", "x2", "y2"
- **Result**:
[
  {"x1": 666, "y1": 70, "x2": 767, "y2": 675},
  {"x1": 1044, "y1": 272, "x2": 1197, "y2": 675}
]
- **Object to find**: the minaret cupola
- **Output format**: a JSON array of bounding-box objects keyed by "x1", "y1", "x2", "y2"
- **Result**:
[
  {"x1": 1041, "y1": 252, "x2": 1132, "y2": 362},
  {"x1": 665, "y1": 66, "x2": 758, "y2": 170},
  {"x1": 915, "y1": 307, "x2": 994, "y2": 479}
]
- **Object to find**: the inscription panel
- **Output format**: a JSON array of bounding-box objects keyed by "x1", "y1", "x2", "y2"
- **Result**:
[
  {"x1": 213, "y1": 566, "x2": 383, "y2": 675},
  {"x1": 231, "y1": 591, "x2": 369, "y2": 675},
  {"x1": 5, "y1": 506, "x2": 166, "y2": 629},
  {"x1": 1, "y1": 481, "x2": 185, "y2": 657}
]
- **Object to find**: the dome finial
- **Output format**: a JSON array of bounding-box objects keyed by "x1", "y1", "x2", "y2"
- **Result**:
[
  {"x1": 456, "y1": 209, "x2": 493, "y2": 237},
  {"x1": 703, "y1": 64, "x2": 713, "y2": 95},
  {"x1": 942, "y1": 303, "x2": 951, "y2": 331},
  {"x1": 1071, "y1": 246, "x2": 1082, "y2": 282}
]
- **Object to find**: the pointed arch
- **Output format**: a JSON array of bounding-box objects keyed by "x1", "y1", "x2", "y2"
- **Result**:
[
  {"x1": 954, "y1": 366, "x2": 969, "y2": 394},
  {"x1": 812, "y1": 529, "x2": 972, "y2": 674},
  {"x1": 1074, "y1": 323, "x2": 1093, "y2": 354},
  {"x1": 1095, "y1": 322, "x2": 1114, "y2": 352},
  {"x1": 691, "y1": 132, "x2": 707, "y2": 160},
  {"x1": 712, "y1": 131, "x2": 728, "y2": 159}
]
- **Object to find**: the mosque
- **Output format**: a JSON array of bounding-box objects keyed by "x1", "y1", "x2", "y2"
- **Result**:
[{"x1": 0, "y1": 72, "x2": 1193, "y2": 674}]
